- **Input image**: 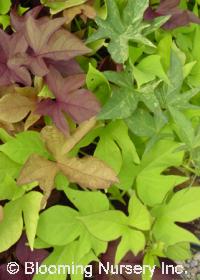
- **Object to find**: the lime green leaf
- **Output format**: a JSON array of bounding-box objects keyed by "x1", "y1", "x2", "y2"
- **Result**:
[
  {"x1": 115, "y1": 229, "x2": 145, "y2": 263},
  {"x1": 86, "y1": 63, "x2": 110, "y2": 105},
  {"x1": 0, "y1": 131, "x2": 50, "y2": 164},
  {"x1": 165, "y1": 243, "x2": 192, "y2": 261},
  {"x1": 161, "y1": 187, "x2": 200, "y2": 222},
  {"x1": 0, "y1": 200, "x2": 23, "y2": 252},
  {"x1": 64, "y1": 187, "x2": 109, "y2": 215},
  {"x1": 0, "y1": 0, "x2": 11, "y2": 15},
  {"x1": 37, "y1": 206, "x2": 82, "y2": 246},
  {"x1": 0, "y1": 152, "x2": 21, "y2": 180},
  {"x1": 0, "y1": 14, "x2": 10, "y2": 29},
  {"x1": 22, "y1": 191, "x2": 43, "y2": 250},
  {"x1": 79, "y1": 210, "x2": 128, "y2": 241},
  {"x1": 128, "y1": 194, "x2": 151, "y2": 230},
  {"x1": 153, "y1": 217, "x2": 200, "y2": 246},
  {"x1": 136, "y1": 140, "x2": 186, "y2": 206},
  {"x1": 41, "y1": 0, "x2": 87, "y2": 14},
  {"x1": 95, "y1": 120, "x2": 140, "y2": 190},
  {"x1": 0, "y1": 175, "x2": 25, "y2": 200},
  {"x1": 134, "y1": 55, "x2": 169, "y2": 87}
]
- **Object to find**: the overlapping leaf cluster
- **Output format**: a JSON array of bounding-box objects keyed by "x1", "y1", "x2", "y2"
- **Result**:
[{"x1": 1, "y1": 1, "x2": 200, "y2": 280}]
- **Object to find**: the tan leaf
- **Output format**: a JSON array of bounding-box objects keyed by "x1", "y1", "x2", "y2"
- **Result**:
[
  {"x1": 17, "y1": 154, "x2": 59, "y2": 205},
  {"x1": 58, "y1": 156, "x2": 119, "y2": 189},
  {"x1": 63, "y1": 4, "x2": 96, "y2": 24},
  {"x1": 0, "y1": 93, "x2": 35, "y2": 123},
  {"x1": 24, "y1": 112, "x2": 41, "y2": 131},
  {"x1": 62, "y1": 117, "x2": 96, "y2": 154},
  {"x1": 0, "y1": 206, "x2": 3, "y2": 222},
  {"x1": 41, "y1": 126, "x2": 66, "y2": 159}
]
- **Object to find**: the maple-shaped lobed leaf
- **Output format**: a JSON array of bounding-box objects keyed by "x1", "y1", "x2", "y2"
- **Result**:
[
  {"x1": 86, "y1": 0, "x2": 168, "y2": 63},
  {"x1": 10, "y1": 6, "x2": 43, "y2": 32},
  {"x1": 21, "y1": 15, "x2": 90, "y2": 77},
  {"x1": 36, "y1": 67, "x2": 101, "y2": 134},
  {"x1": 0, "y1": 30, "x2": 31, "y2": 86},
  {"x1": 144, "y1": 0, "x2": 200, "y2": 29}
]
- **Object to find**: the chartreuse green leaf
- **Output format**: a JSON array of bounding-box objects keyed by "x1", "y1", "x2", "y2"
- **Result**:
[
  {"x1": 64, "y1": 187, "x2": 109, "y2": 215},
  {"x1": 152, "y1": 187, "x2": 200, "y2": 246},
  {"x1": 0, "y1": 175, "x2": 25, "y2": 200},
  {"x1": 22, "y1": 191, "x2": 43, "y2": 250},
  {"x1": 0, "y1": 191, "x2": 43, "y2": 252},
  {"x1": 153, "y1": 217, "x2": 200, "y2": 246},
  {"x1": 156, "y1": 51, "x2": 200, "y2": 112},
  {"x1": 86, "y1": 63, "x2": 110, "y2": 105},
  {"x1": 33, "y1": 241, "x2": 96, "y2": 280},
  {"x1": 87, "y1": 0, "x2": 168, "y2": 63},
  {"x1": 0, "y1": 127, "x2": 13, "y2": 142},
  {"x1": 142, "y1": 252, "x2": 155, "y2": 280},
  {"x1": 37, "y1": 206, "x2": 82, "y2": 246},
  {"x1": 128, "y1": 193, "x2": 151, "y2": 230},
  {"x1": 165, "y1": 243, "x2": 192, "y2": 261},
  {"x1": 79, "y1": 210, "x2": 128, "y2": 241},
  {"x1": 133, "y1": 55, "x2": 169, "y2": 87},
  {"x1": 40, "y1": 0, "x2": 87, "y2": 14},
  {"x1": 0, "y1": 200, "x2": 23, "y2": 253},
  {"x1": 0, "y1": 152, "x2": 21, "y2": 180},
  {"x1": 115, "y1": 229, "x2": 145, "y2": 264},
  {"x1": 0, "y1": 131, "x2": 50, "y2": 164},
  {"x1": 37, "y1": 188, "x2": 108, "y2": 256},
  {"x1": 95, "y1": 120, "x2": 140, "y2": 189},
  {"x1": 135, "y1": 140, "x2": 187, "y2": 206},
  {"x1": 0, "y1": 0, "x2": 11, "y2": 14},
  {"x1": 157, "y1": 34, "x2": 172, "y2": 71},
  {"x1": 0, "y1": 15, "x2": 10, "y2": 29},
  {"x1": 115, "y1": 193, "x2": 151, "y2": 263}
]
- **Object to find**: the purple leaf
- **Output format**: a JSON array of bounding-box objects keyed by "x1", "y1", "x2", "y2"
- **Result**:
[
  {"x1": 144, "y1": 0, "x2": 200, "y2": 29},
  {"x1": 10, "y1": 6, "x2": 43, "y2": 32},
  {"x1": 0, "y1": 264, "x2": 28, "y2": 280},
  {"x1": 16, "y1": 234, "x2": 49, "y2": 266},
  {"x1": 0, "y1": 30, "x2": 31, "y2": 86},
  {"x1": 22, "y1": 16, "x2": 90, "y2": 77},
  {"x1": 36, "y1": 67, "x2": 101, "y2": 134}
]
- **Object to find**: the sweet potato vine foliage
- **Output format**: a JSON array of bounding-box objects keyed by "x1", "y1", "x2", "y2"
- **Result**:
[{"x1": 1, "y1": 0, "x2": 200, "y2": 280}]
